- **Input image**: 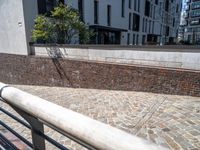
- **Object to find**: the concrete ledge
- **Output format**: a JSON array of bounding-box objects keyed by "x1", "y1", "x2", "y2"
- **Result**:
[
  {"x1": 30, "y1": 44, "x2": 200, "y2": 51},
  {"x1": 31, "y1": 45, "x2": 200, "y2": 70}
]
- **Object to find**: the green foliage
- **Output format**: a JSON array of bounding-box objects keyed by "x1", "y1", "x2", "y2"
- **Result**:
[
  {"x1": 32, "y1": 15, "x2": 52, "y2": 43},
  {"x1": 32, "y1": 4, "x2": 91, "y2": 44},
  {"x1": 79, "y1": 28, "x2": 94, "y2": 44}
]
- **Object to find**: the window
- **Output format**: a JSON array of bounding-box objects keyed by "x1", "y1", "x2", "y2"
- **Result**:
[
  {"x1": 173, "y1": 18, "x2": 175, "y2": 27},
  {"x1": 191, "y1": 10, "x2": 200, "y2": 18},
  {"x1": 94, "y1": 0, "x2": 99, "y2": 24},
  {"x1": 37, "y1": 0, "x2": 47, "y2": 14},
  {"x1": 129, "y1": 13, "x2": 132, "y2": 30},
  {"x1": 122, "y1": 0, "x2": 125, "y2": 17},
  {"x1": 107, "y1": 5, "x2": 111, "y2": 26},
  {"x1": 138, "y1": 0, "x2": 140, "y2": 12},
  {"x1": 133, "y1": 34, "x2": 136, "y2": 45},
  {"x1": 145, "y1": 19, "x2": 148, "y2": 32},
  {"x1": 191, "y1": 2, "x2": 200, "y2": 10},
  {"x1": 145, "y1": 0, "x2": 150, "y2": 17},
  {"x1": 142, "y1": 18, "x2": 145, "y2": 32},
  {"x1": 129, "y1": 0, "x2": 132, "y2": 9},
  {"x1": 132, "y1": 13, "x2": 140, "y2": 31},
  {"x1": 78, "y1": 0, "x2": 84, "y2": 21},
  {"x1": 142, "y1": 35, "x2": 146, "y2": 45},
  {"x1": 155, "y1": 0, "x2": 158, "y2": 5},
  {"x1": 152, "y1": 21, "x2": 154, "y2": 33},
  {"x1": 38, "y1": 0, "x2": 64, "y2": 15},
  {"x1": 150, "y1": 4, "x2": 153, "y2": 17},
  {"x1": 176, "y1": 4, "x2": 179, "y2": 13},
  {"x1": 136, "y1": 34, "x2": 139, "y2": 45},
  {"x1": 190, "y1": 19, "x2": 200, "y2": 25},
  {"x1": 134, "y1": 0, "x2": 137, "y2": 11},
  {"x1": 188, "y1": 35, "x2": 192, "y2": 42},
  {"x1": 166, "y1": 26, "x2": 169, "y2": 36},
  {"x1": 58, "y1": 0, "x2": 64, "y2": 4},
  {"x1": 165, "y1": 0, "x2": 169, "y2": 12},
  {"x1": 127, "y1": 33, "x2": 130, "y2": 45},
  {"x1": 149, "y1": 20, "x2": 151, "y2": 33},
  {"x1": 153, "y1": 6, "x2": 156, "y2": 19}
]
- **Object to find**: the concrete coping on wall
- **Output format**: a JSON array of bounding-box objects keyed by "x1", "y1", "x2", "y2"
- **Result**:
[
  {"x1": 26, "y1": 54, "x2": 200, "y2": 74},
  {"x1": 30, "y1": 44, "x2": 200, "y2": 71},
  {"x1": 30, "y1": 44, "x2": 200, "y2": 53}
]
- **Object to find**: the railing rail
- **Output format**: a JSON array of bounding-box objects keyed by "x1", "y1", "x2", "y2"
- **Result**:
[{"x1": 0, "y1": 82, "x2": 168, "y2": 150}]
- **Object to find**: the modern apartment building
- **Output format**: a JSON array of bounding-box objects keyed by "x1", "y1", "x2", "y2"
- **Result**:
[
  {"x1": 182, "y1": 0, "x2": 200, "y2": 44},
  {"x1": 0, "y1": 0, "x2": 182, "y2": 55},
  {"x1": 64, "y1": 0, "x2": 182, "y2": 45}
]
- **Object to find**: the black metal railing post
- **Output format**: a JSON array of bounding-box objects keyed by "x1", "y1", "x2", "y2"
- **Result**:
[{"x1": 13, "y1": 107, "x2": 46, "y2": 150}]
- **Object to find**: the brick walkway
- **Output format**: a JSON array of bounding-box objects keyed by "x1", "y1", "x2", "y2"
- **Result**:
[{"x1": 0, "y1": 85, "x2": 200, "y2": 150}]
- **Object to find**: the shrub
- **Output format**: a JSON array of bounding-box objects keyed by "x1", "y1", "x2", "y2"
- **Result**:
[{"x1": 32, "y1": 4, "x2": 92, "y2": 44}]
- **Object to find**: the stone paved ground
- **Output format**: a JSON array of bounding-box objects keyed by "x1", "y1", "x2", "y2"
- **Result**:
[{"x1": 0, "y1": 84, "x2": 200, "y2": 150}]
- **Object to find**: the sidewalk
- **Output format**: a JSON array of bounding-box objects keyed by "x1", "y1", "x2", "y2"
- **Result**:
[{"x1": 0, "y1": 84, "x2": 200, "y2": 150}]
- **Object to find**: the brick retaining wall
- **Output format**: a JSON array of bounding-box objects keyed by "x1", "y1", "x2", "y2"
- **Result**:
[{"x1": 0, "y1": 53, "x2": 200, "y2": 97}]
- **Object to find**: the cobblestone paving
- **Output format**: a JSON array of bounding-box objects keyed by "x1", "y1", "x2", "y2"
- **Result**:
[{"x1": 0, "y1": 85, "x2": 200, "y2": 150}]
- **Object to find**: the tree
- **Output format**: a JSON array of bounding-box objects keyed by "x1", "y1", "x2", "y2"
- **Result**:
[
  {"x1": 32, "y1": 4, "x2": 91, "y2": 44},
  {"x1": 32, "y1": 15, "x2": 52, "y2": 43}
]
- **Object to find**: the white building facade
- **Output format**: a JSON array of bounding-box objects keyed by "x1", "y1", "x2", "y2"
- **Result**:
[
  {"x1": 65, "y1": 0, "x2": 182, "y2": 45},
  {"x1": 0, "y1": 0, "x2": 182, "y2": 55},
  {"x1": 0, "y1": 0, "x2": 38, "y2": 55}
]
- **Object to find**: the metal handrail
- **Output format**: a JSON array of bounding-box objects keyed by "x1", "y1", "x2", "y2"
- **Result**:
[
  {"x1": 0, "y1": 106, "x2": 68, "y2": 150},
  {"x1": 0, "y1": 82, "x2": 168, "y2": 150}
]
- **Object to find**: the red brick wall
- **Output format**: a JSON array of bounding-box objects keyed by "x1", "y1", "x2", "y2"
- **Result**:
[{"x1": 0, "y1": 53, "x2": 200, "y2": 97}]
